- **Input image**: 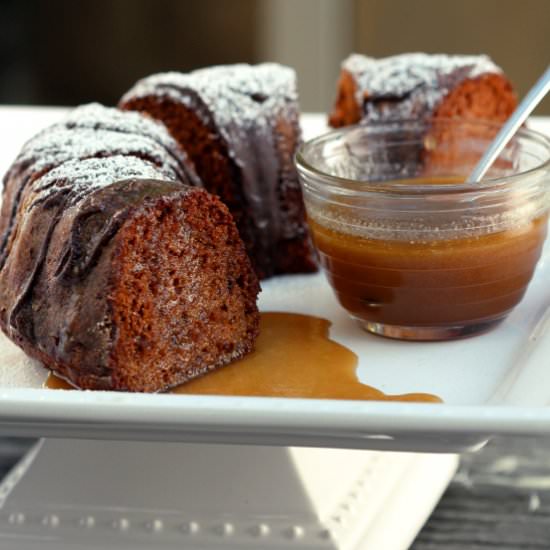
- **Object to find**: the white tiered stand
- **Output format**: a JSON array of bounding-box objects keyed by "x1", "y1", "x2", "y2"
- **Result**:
[{"x1": 0, "y1": 439, "x2": 458, "y2": 550}]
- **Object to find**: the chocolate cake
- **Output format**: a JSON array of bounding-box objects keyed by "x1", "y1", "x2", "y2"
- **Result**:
[
  {"x1": 120, "y1": 63, "x2": 317, "y2": 279},
  {"x1": 0, "y1": 104, "x2": 260, "y2": 392},
  {"x1": 329, "y1": 53, "x2": 517, "y2": 127}
]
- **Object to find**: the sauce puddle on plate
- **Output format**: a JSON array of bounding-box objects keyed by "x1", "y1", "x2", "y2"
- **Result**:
[{"x1": 46, "y1": 312, "x2": 441, "y2": 403}]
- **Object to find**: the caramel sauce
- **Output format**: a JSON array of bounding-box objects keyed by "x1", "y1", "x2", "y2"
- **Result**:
[
  {"x1": 45, "y1": 312, "x2": 440, "y2": 403},
  {"x1": 309, "y1": 177, "x2": 548, "y2": 328},
  {"x1": 45, "y1": 373, "x2": 73, "y2": 390}
]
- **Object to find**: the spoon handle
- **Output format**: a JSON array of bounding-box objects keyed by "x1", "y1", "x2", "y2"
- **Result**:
[{"x1": 467, "y1": 65, "x2": 550, "y2": 183}]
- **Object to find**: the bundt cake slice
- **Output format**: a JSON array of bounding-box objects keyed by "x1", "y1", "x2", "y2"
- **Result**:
[
  {"x1": 0, "y1": 103, "x2": 199, "y2": 272},
  {"x1": 120, "y1": 63, "x2": 317, "y2": 279},
  {"x1": 329, "y1": 53, "x2": 517, "y2": 128},
  {"x1": 0, "y1": 106, "x2": 260, "y2": 392},
  {"x1": 329, "y1": 53, "x2": 518, "y2": 177}
]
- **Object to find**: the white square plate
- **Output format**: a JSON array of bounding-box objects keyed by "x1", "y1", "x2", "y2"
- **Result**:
[{"x1": 0, "y1": 107, "x2": 550, "y2": 453}]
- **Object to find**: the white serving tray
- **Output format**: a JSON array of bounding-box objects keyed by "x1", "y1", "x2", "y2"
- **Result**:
[{"x1": 0, "y1": 106, "x2": 550, "y2": 453}]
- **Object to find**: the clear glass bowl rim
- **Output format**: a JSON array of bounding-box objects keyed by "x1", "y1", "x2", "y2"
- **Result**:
[{"x1": 295, "y1": 117, "x2": 550, "y2": 197}]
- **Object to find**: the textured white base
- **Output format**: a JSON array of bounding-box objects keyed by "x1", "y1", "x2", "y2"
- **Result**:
[{"x1": 0, "y1": 439, "x2": 458, "y2": 549}]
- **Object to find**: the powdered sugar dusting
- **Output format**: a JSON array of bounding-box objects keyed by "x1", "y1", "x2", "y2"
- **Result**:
[
  {"x1": 343, "y1": 53, "x2": 503, "y2": 121},
  {"x1": 63, "y1": 103, "x2": 181, "y2": 155},
  {"x1": 121, "y1": 63, "x2": 298, "y2": 131},
  {"x1": 11, "y1": 126, "x2": 183, "y2": 182},
  {"x1": 31, "y1": 156, "x2": 173, "y2": 208},
  {"x1": 44, "y1": 103, "x2": 197, "y2": 185}
]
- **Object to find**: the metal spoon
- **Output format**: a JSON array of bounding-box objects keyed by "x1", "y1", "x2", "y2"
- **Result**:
[{"x1": 467, "y1": 65, "x2": 550, "y2": 183}]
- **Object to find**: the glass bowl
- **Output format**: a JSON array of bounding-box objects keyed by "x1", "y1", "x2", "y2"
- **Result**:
[{"x1": 296, "y1": 118, "x2": 550, "y2": 341}]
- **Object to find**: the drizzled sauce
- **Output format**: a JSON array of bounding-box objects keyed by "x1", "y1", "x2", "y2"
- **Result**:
[{"x1": 46, "y1": 312, "x2": 440, "y2": 403}]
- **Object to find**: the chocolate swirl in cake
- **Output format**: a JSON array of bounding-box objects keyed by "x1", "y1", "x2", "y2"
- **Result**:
[{"x1": 4, "y1": 156, "x2": 172, "y2": 344}]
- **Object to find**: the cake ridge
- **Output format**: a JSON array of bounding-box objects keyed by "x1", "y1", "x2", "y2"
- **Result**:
[
  {"x1": 31, "y1": 155, "x2": 175, "y2": 207},
  {"x1": 59, "y1": 103, "x2": 201, "y2": 186}
]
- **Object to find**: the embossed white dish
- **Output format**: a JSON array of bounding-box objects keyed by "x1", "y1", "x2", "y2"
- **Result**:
[{"x1": 0, "y1": 107, "x2": 550, "y2": 452}]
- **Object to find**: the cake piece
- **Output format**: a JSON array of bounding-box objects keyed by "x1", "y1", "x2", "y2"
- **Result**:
[
  {"x1": 120, "y1": 63, "x2": 317, "y2": 279},
  {"x1": 0, "y1": 103, "x2": 200, "y2": 269},
  {"x1": 0, "y1": 106, "x2": 260, "y2": 392},
  {"x1": 329, "y1": 53, "x2": 517, "y2": 127}
]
